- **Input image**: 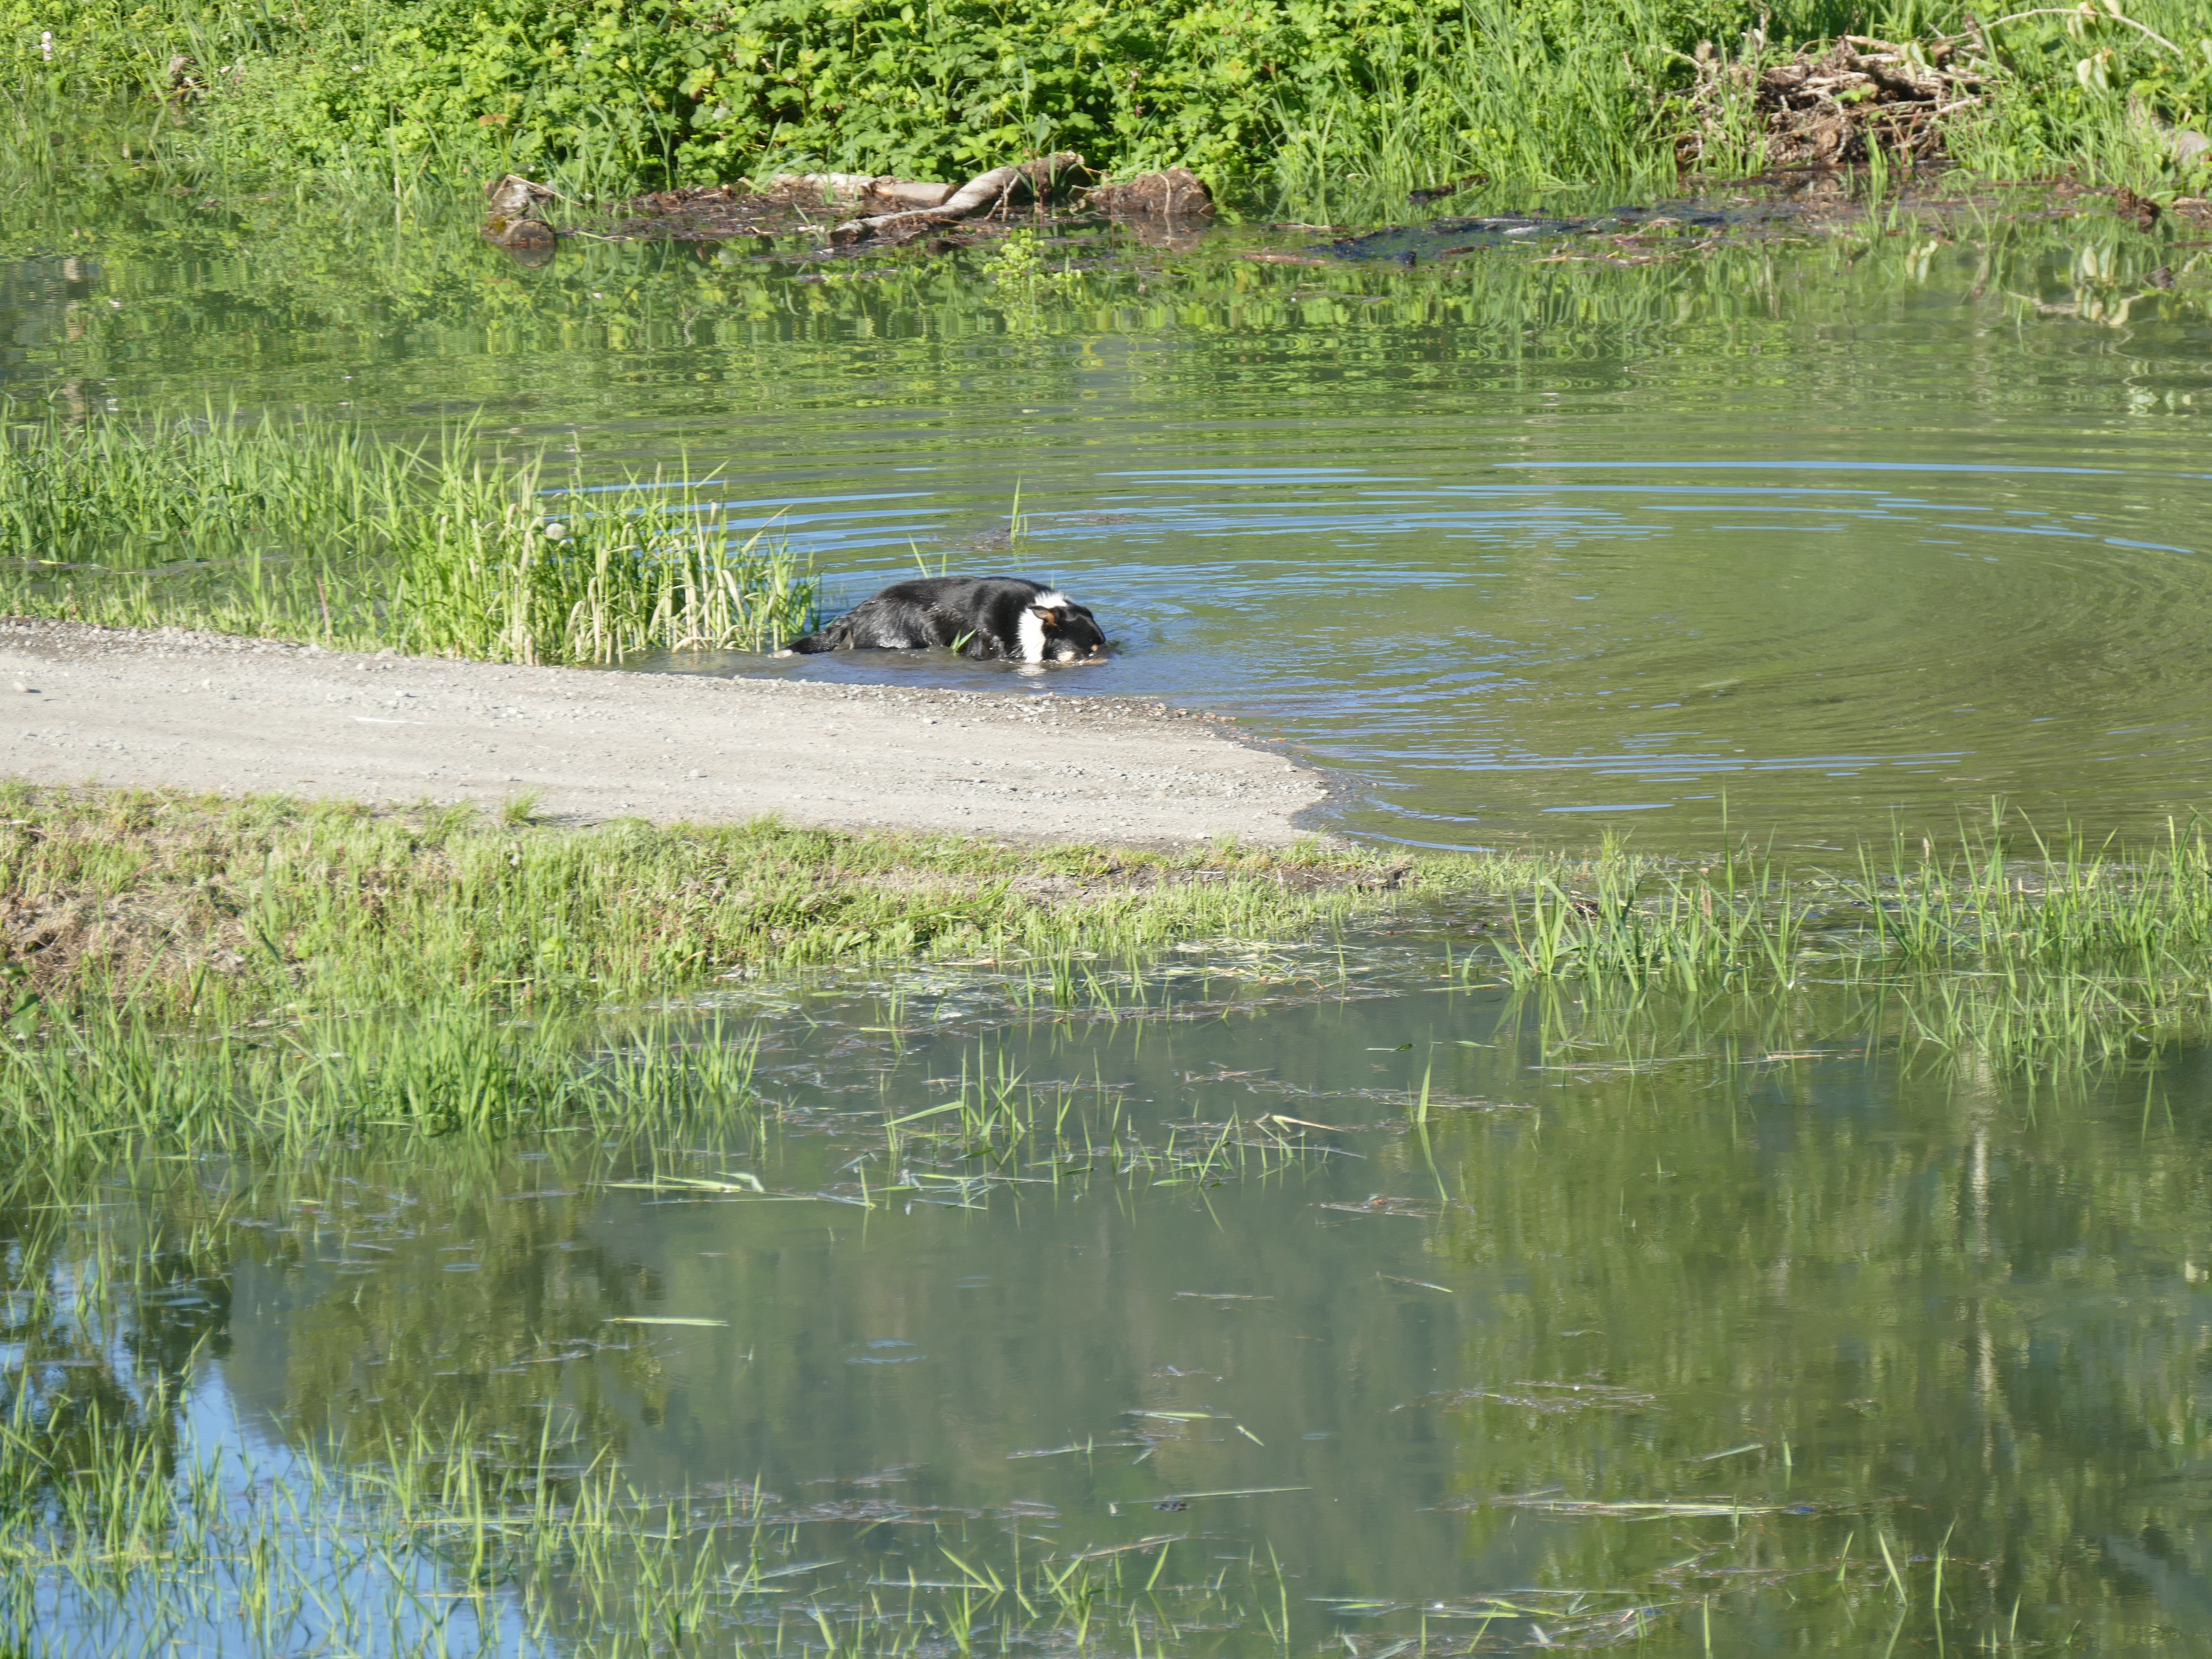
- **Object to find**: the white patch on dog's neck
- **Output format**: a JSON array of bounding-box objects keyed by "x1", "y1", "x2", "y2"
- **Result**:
[
  {"x1": 1016, "y1": 607, "x2": 1048, "y2": 664},
  {"x1": 1033, "y1": 590, "x2": 1069, "y2": 608}
]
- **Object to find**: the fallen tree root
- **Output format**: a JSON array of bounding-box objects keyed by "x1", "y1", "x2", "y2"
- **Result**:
[{"x1": 829, "y1": 153, "x2": 1088, "y2": 246}]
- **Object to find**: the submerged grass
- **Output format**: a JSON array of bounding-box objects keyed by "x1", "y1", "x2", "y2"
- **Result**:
[
  {"x1": 1486, "y1": 811, "x2": 2212, "y2": 1069},
  {"x1": 0, "y1": 1393, "x2": 1306, "y2": 1657},
  {"x1": 0, "y1": 1053, "x2": 1337, "y2": 1655},
  {"x1": 0, "y1": 403, "x2": 817, "y2": 663}
]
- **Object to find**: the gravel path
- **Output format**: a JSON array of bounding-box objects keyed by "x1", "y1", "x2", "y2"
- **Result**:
[{"x1": 0, "y1": 621, "x2": 1331, "y2": 845}]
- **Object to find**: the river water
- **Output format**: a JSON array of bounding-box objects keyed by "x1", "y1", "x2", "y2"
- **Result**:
[
  {"x1": 4, "y1": 171, "x2": 2207, "y2": 850},
  {"x1": 7, "y1": 156, "x2": 2212, "y2": 1655},
  {"x1": 25, "y1": 947, "x2": 2212, "y2": 1655}
]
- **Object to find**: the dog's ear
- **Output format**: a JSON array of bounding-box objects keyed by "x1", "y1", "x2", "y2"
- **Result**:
[{"x1": 1028, "y1": 606, "x2": 1062, "y2": 628}]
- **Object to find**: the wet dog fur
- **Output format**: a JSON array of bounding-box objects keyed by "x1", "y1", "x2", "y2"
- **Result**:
[{"x1": 782, "y1": 576, "x2": 1107, "y2": 664}]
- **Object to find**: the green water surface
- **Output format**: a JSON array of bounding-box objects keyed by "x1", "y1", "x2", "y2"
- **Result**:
[{"x1": 17, "y1": 940, "x2": 2212, "y2": 1654}]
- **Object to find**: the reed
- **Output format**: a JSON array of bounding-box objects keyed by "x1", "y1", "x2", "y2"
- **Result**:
[
  {"x1": 1485, "y1": 812, "x2": 2212, "y2": 1070},
  {"x1": 0, "y1": 403, "x2": 817, "y2": 663}
]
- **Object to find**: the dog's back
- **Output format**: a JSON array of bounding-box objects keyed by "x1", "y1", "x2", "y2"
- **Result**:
[{"x1": 784, "y1": 577, "x2": 1106, "y2": 664}]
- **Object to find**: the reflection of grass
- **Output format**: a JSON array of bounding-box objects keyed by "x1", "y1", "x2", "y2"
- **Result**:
[
  {"x1": 0, "y1": 403, "x2": 817, "y2": 662},
  {"x1": 0, "y1": 1397, "x2": 1306, "y2": 1657},
  {"x1": 0, "y1": 1140, "x2": 1302, "y2": 1658}
]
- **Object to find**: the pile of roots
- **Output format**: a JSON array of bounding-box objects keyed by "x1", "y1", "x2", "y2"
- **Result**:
[{"x1": 1677, "y1": 33, "x2": 1989, "y2": 169}]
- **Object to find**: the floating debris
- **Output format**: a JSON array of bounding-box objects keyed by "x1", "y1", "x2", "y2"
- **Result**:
[
  {"x1": 1485, "y1": 1493, "x2": 1792, "y2": 1517},
  {"x1": 1174, "y1": 1291, "x2": 1273, "y2": 1301},
  {"x1": 1317, "y1": 1195, "x2": 1437, "y2": 1218},
  {"x1": 1401, "y1": 1382, "x2": 1657, "y2": 1415},
  {"x1": 603, "y1": 1316, "x2": 730, "y2": 1328}
]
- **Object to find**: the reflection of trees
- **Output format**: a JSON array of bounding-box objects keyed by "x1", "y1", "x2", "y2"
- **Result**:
[
  {"x1": 0, "y1": 1155, "x2": 231, "y2": 1529},
  {"x1": 6, "y1": 166, "x2": 2198, "y2": 457},
  {"x1": 15, "y1": 980, "x2": 2212, "y2": 1649},
  {"x1": 1421, "y1": 981, "x2": 2212, "y2": 1647},
  {"x1": 213, "y1": 1136, "x2": 675, "y2": 1471}
]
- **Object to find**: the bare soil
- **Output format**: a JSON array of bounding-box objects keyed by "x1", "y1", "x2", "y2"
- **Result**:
[{"x1": 0, "y1": 620, "x2": 1331, "y2": 848}]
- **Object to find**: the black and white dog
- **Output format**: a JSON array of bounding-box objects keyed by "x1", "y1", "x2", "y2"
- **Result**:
[{"x1": 782, "y1": 576, "x2": 1108, "y2": 665}]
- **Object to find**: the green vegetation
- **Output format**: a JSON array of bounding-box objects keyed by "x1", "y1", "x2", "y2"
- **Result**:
[
  {"x1": 1492, "y1": 813, "x2": 2212, "y2": 1069},
  {"x1": 0, "y1": 784, "x2": 1470, "y2": 1024},
  {"x1": 4, "y1": 0, "x2": 2207, "y2": 207},
  {"x1": 2, "y1": 1004, "x2": 765, "y2": 1149},
  {"x1": 0, "y1": 1388, "x2": 1302, "y2": 1656},
  {"x1": 0, "y1": 404, "x2": 816, "y2": 662},
  {"x1": 8, "y1": 925, "x2": 2209, "y2": 1657},
  {"x1": 0, "y1": 1172, "x2": 1310, "y2": 1656},
  {"x1": 11, "y1": 782, "x2": 2212, "y2": 1122}
]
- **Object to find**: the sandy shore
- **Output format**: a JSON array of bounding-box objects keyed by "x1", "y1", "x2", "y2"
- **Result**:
[{"x1": 0, "y1": 620, "x2": 1331, "y2": 845}]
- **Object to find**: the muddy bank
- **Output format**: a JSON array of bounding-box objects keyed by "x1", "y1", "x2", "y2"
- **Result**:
[{"x1": 0, "y1": 620, "x2": 1331, "y2": 848}]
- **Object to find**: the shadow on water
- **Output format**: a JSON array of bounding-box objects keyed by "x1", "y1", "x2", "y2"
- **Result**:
[{"x1": 14, "y1": 918, "x2": 2212, "y2": 1652}]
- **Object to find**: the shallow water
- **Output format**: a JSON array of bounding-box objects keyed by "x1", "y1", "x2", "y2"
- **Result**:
[
  {"x1": 20, "y1": 940, "x2": 2212, "y2": 1654},
  {"x1": 5, "y1": 165, "x2": 2209, "y2": 849}
]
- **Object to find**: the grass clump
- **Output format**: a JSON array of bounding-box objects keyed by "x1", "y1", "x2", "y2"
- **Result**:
[
  {"x1": 0, "y1": 403, "x2": 816, "y2": 664},
  {"x1": 0, "y1": 1005, "x2": 765, "y2": 1150},
  {"x1": 1487, "y1": 813, "x2": 2212, "y2": 1069}
]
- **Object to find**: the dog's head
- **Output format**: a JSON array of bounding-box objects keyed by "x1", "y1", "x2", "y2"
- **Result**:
[{"x1": 1028, "y1": 598, "x2": 1108, "y2": 664}]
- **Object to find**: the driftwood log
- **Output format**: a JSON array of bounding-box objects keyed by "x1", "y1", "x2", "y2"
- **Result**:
[
  {"x1": 829, "y1": 153, "x2": 1088, "y2": 246},
  {"x1": 768, "y1": 174, "x2": 956, "y2": 210}
]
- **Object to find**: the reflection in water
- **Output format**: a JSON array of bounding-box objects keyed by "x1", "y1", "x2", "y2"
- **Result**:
[
  {"x1": 2, "y1": 168, "x2": 2207, "y2": 849},
  {"x1": 15, "y1": 933, "x2": 2212, "y2": 1652}
]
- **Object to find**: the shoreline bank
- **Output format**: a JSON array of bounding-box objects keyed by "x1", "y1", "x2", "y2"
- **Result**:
[{"x1": 0, "y1": 618, "x2": 1331, "y2": 849}]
